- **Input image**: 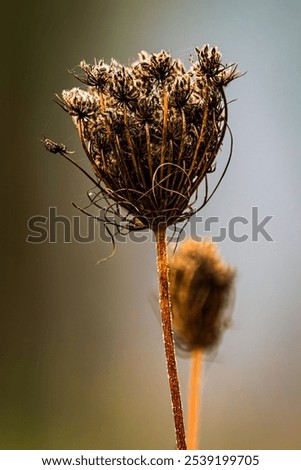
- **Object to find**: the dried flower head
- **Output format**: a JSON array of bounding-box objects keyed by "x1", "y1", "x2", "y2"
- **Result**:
[
  {"x1": 46, "y1": 45, "x2": 241, "y2": 233},
  {"x1": 169, "y1": 239, "x2": 235, "y2": 351}
]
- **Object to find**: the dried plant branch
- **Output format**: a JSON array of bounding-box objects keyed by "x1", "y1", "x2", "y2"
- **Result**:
[{"x1": 155, "y1": 225, "x2": 186, "y2": 450}]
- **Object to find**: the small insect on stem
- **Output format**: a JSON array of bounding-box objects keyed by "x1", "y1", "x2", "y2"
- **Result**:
[{"x1": 42, "y1": 137, "x2": 74, "y2": 156}]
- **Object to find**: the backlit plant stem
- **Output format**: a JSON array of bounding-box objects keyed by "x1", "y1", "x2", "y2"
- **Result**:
[
  {"x1": 187, "y1": 349, "x2": 203, "y2": 450},
  {"x1": 155, "y1": 225, "x2": 187, "y2": 450}
]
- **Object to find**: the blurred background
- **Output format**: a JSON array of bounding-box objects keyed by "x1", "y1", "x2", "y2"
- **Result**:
[{"x1": 1, "y1": 0, "x2": 301, "y2": 450}]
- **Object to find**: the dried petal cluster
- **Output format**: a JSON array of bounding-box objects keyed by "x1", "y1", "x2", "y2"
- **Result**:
[
  {"x1": 169, "y1": 239, "x2": 235, "y2": 350},
  {"x1": 52, "y1": 45, "x2": 240, "y2": 231}
]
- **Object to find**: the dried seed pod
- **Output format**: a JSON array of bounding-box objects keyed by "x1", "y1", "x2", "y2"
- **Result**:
[
  {"x1": 45, "y1": 45, "x2": 241, "y2": 233},
  {"x1": 169, "y1": 239, "x2": 235, "y2": 351}
]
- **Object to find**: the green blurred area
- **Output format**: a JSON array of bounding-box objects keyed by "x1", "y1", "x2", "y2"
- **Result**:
[{"x1": 1, "y1": 0, "x2": 301, "y2": 450}]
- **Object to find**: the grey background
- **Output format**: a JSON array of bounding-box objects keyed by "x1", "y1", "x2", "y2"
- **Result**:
[{"x1": 1, "y1": 0, "x2": 300, "y2": 449}]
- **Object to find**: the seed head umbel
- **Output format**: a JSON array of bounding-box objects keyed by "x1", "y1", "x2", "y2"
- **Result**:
[{"x1": 45, "y1": 45, "x2": 241, "y2": 232}]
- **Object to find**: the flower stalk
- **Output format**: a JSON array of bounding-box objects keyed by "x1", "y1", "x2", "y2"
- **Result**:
[
  {"x1": 187, "y1": 349, "x2": 203, "y2": 450},
  {"x1": 155, "y1": 225, "x2": 186, "y2": 450}
]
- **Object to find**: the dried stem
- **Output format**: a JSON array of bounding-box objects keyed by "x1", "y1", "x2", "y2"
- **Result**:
[
  {"x1": 155, "y1": 225, "x2": 186, "y2": 450},
  {"x1": 187, "y1": 349, "x2": 204, "y2": 450}
]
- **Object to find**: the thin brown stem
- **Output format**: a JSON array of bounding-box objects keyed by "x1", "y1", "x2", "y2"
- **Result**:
[
  {"x1": 187, "y1": 349, "x2": 204, "y2": 450},
  {"x1": 155, "y1": 225, "x2": 187, "y2": 450}
]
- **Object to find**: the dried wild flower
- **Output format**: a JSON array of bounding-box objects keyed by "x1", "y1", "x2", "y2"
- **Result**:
[
  {"x1": 45, "y1": 44, "x2": 240, "y2": 233},
  {"x1": 169, "y1": 238, "x2": 235, "y2": 351},
  {"x1": 44, "y1": 44, "x2": 241, "y2": 450}
]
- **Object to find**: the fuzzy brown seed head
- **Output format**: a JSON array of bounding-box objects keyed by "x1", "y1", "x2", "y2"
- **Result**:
[
  {"x1": 169, "y1": 239, "x2": 236, "y2": 351},
  {"x1": 46, "y1": 45, "x2": 241, "y2": 232}
]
